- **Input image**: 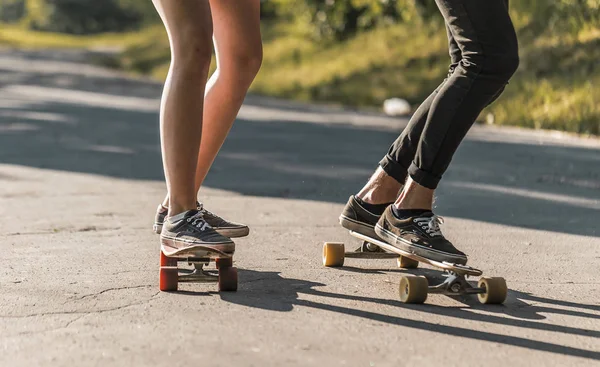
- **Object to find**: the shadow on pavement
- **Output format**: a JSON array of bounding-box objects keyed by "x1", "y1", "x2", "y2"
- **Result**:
[
  {"x1": 220, "y1": 269, "x2": 600, "y2": 361},
  {"x1": 0, "y1": 51, "x2": 599, "y2": 239},
  {"x1": 335, "y1": 266, "x2": 600, "y2": 320}
]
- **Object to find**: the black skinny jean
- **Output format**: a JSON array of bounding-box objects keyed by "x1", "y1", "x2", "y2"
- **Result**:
[{"x1": 380, "y1": 0, "x2": 519, "y2": 189}]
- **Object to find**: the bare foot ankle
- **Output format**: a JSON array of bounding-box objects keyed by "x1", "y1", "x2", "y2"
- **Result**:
[
  {"x1": 168, "y1": 198, "x2": 197, "y2": 218},
  {"x1": 357, "y1": 167, "x2": 403, "y2": 204},
  {"x1": 394, "y1": 177, "x2": 434, "y2": 211}
]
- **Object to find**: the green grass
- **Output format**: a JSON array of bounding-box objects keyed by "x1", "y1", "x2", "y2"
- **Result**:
[
  {"x1": 487, "y1": 28, "x2": 600, "y2": 134},
  {"x1": 0, "y1": 24, "x2": 144, "y2": 49},
  {"x1": 254, "y1": 22, "x2": 449, "y2": 107},
  {"x1": 103, "y1": 17, "x2": 600, "y2": 135},
  {"x1": 1, "y1": 13, "x2": 599, "y2": 135}
]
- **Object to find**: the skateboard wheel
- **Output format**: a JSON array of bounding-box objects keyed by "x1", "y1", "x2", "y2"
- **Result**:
[
  {"x1": 399, "y1": 275, "x2": 428, "y2": 304},
  {"x1": 477, "y1": 277, "x2": 507, "y2": 304},
  {"x1": 218, "y1": 266, "x2": 238, "y2": 292},
  {"x1": 160, "y1": 251, "x2": 177, "y2": 267},
  {"x1": 216, "y1": 257, "x2": 233, "y2": 269},
  {"x1": 397, "y1": 256, "x2": 419, "y2": 269},
  {"x1": 322, "y1": 242, "x2": 345, "y2": 267},
  {"x1": 159, "y1": 267, "x2": 178, "y2": 291}
]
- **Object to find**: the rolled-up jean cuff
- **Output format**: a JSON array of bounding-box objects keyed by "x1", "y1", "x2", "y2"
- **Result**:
[
  {"x1": 407, "y1": 163, "x2": 441, "y2": 189},
  {"x1": 379, "y1": 154, "x2": 409, "y2": 185}
]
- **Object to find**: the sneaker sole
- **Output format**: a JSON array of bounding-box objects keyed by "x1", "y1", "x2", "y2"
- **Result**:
[
  {"x1": 216, "y1": 226, "x2": 250, "y2": 238},
  {"x1": 375, "y1": 224, "x2": 468, "y2": 265},
  {"x1": 154, "y1": 223, "x2": 249, "y2": 238},
  {"x1": 339, "y1": 215, "x2": 378, "y2": 239},
  {"x1": 160, "y1": 235, "x2": 235, "y2": 254}
]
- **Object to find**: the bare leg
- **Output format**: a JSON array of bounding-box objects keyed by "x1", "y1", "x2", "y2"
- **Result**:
[
  {"x1": 195, "y1": 0, "x2": 262, "y2": 192},
  {"x1": 160, "y1": 0, "x2": 262, "y2": 207},
  {"x1": 153, "y1": 0, "x2": 213, "y2": 217}
]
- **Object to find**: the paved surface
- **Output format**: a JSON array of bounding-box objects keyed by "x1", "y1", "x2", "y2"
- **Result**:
[{"x1": 0, "y1": 49, "x2": 599, "y2": 367}]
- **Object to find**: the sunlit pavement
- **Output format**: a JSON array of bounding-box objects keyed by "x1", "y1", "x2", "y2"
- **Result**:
[{"x1": 1, "y1": 50, "x2": 599, "y2": 366}]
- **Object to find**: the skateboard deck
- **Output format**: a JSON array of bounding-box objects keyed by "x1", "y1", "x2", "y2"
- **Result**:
[
  {"x1": 349, "y1": 231, "x2": 482, "y2": 276},
  {"x1": 161, "y1": 243, "x2": 233, "y2": 259},
  {"x1": 159, "y1": 244, "x2": 237, "y2": 292},
  {"x1": 323, "y1": 231, "x2": 507, "y2": 305}
]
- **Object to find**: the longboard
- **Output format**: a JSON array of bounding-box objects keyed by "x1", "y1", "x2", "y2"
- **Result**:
[
  {"x1": 323, "y1": 232, "x2": 507, "y2": 305},
  {"x1": 159, "y1": 244, "x2": 237, "y2": 292},
  {"x1": 350, "y1": 231, "x2": 482, "y2": 276}
]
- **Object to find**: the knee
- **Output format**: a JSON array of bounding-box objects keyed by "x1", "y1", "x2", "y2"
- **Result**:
[
  {"x1": 245, "y1": 47, "x2": 264, "y2": 79},
  {"x1": 461, "y1": 47, "x2": 519, "y2": 85},
  {"x1": 171, "y1": 29, "x2": 213, "y2": 74},
  {"x1": 503, "y1": 51, "x2": 520, "y2": 78},
  {"x1": 486, "y1": 46, "x2": 520, "y2": 79},
  {"x1": 220, "y1": 45, "x2": 263, "y2": 84}
]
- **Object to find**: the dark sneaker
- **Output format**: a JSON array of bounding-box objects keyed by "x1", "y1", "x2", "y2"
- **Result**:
[
  {"x1": 160, "y1": 209, "x2": 235, "y2": 254},
  {"x1": 200, "y1": 204, "x2": 249, "y2": 238},
  {"x1": 339, "y1": 195, "x2": 388, "y2": 238},
  {"x1": 375, "y1": 206, "x2": 468, "y2": 265},
  {"x1": 153, "y1": 202, "x2": 249, "y2": 238}
]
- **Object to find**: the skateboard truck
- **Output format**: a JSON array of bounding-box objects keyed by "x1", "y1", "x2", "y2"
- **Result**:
[
  {"x1": 428, "y1": 271, "x2": 485, "y2": 296},
  {"x1": 159, "y1": 245, "x2": 237, "y2": 292},
  {"x1": 360, "y1": 241, "x2": 383, "y2": 253},
  {"x1": 178, "y1": 264, "x2": 219, "y2": 283},
  {"x1": 343, "y1": 241, "x2": 400, "y2": 260}
]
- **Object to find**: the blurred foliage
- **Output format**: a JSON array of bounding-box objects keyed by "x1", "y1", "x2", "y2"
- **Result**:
[
  {"x1": 265, "y1": 0, "x2": 438, "y2": 40},
  {"x1": 0, "y1": 0, "x2": 599, "y2": 134},
  {"x1": 1, "y1": 0, "x2": 157, "y2": 34},
  {"x1": 1, "y1": 0, "x2": 597, "y2": 38},
  {"x1": 0, "y1": 0, "x2": 25, "y2": 23}
]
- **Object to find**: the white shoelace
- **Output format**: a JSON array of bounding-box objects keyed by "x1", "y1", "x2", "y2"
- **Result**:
[
  {"x1": 197, "y1": 202, "x2": 214, "y2": 217},
  {"x1": 414, "y1": 215, "x2": 444, "y2": 237},
  {"x1": 186, "y1": 212, "x2": 211, "y2": 231}
]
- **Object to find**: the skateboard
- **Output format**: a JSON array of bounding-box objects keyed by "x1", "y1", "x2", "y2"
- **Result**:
[
  {"x1": 323, "y1": 231, "x2": 507, "y2": 305},
  {"x1": 159, "y1": 244, "x2": 238, "y2": 292}
]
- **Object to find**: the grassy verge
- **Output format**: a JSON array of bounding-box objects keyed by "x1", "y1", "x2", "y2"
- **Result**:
[
  {"x1": 1, "y1": 13, "x2": 598, "y2": 135},
  {"x1": 93, "y1": 14, "x2": 600, "y2": 136},
  {"x1": 0, "y1": 24, "x2": 144, "y2": 49},
  {"x1": 112, "y1": 19, "x2": 600, "y2": 135}
]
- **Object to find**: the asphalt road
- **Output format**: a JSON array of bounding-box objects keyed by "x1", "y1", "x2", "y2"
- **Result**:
[{"x1": 1, "y1": 49, "x2": 599, "y2": 366}]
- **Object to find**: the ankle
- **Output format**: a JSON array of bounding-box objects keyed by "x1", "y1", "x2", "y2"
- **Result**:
[
  {"x1": 395, "y1": 200, "x2": 433, "y2": 211},
  {"x1": 391, "y1": 206, "x2": 431, "y2": 219},
  {"x1": 357, "y1": 190, "x2": 398, "y2": 205},
  {"x1": 357, "y1": 168, "x2": 403, "y2": 204},
  {"x1": 168, "y1": 199, "x2": 197, "y2": 218},
  {"x1": 354, "y1": 197, "x2": 392, "y2": 215},
  {"x1": 394, "y1": 177, "x2": 433, "y2": 211}
]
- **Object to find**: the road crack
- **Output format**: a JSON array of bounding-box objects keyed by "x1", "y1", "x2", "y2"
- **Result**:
[
  {"x1": 73, "y1": 285, "x2": 153, "y2": 300},
  {"x1": 1, "y1": 291, "x2": 160, "y2": 319}
]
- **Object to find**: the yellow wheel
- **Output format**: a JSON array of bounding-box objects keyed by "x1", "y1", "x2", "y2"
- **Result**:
[
  {"x1": 397, "y1": 256, "x2": 419, "y2": 269},
  {"x1": 322, "y1": 242, "x2": 345, "y2": 267},
  {"x1": 477, "y1": 277, "x2": 508, "y2": 304},
  {"x1": 399, "y1": 276, "x2": 428, "y2": 304}
]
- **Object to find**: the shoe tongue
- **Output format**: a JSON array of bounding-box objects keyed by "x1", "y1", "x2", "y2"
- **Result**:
[{"x1": 169, "y1": 209, "x2": 200, "y2": 223}]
